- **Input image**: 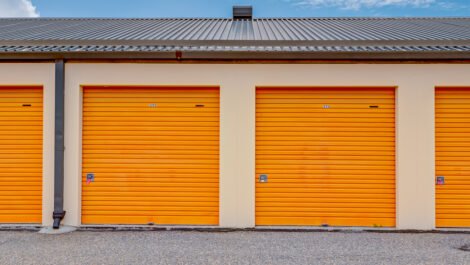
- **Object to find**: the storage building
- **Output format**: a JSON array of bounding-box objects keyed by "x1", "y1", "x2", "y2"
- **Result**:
[{"x1": 0, "y1": 7, "x2": 469, "y2": 230}]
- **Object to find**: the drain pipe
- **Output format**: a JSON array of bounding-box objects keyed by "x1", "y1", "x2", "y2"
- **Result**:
[{"x1": 52, "y1": 59, "x2": 66, "y2": 229}]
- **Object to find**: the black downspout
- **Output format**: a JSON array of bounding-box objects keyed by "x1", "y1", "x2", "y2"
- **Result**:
[{"x1": 52, "y1": 59, "x2": 66, "y2": 229}]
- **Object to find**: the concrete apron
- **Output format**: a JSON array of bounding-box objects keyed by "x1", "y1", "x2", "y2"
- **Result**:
[
  {"x1": 43, "y1": 225, "x2": 470, "y2": 234},
  {"x1": 1, "y1": 225, "x2": 470, "y2": 234},
  {"x1": 77, "y1": 226, "x2": 470, "y2": 234}
]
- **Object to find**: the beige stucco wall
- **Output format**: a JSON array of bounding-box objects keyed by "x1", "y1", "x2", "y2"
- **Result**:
[
  {"x1": 60, "y1": 63, "x2": 470, "y2": 230},
  {"x1": 2, "y1": 62, "x2": 470, "y2": 229},
  {"x1": 0, "y1": 63, "x2": 55, "y2": 226}
]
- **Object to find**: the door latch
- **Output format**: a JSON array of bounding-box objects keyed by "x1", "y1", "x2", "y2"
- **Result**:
[
  {"x1": 436, "y1": 176, "x2": 445, "y2": 185},
  {"x1": 259, "y1": 174, "x2": 268, "y2": 183},
  {"x1": 86, "y1": 173, "x2": 95, "y2": 184}
]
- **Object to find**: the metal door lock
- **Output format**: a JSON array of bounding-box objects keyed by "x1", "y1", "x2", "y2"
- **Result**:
[
  {"x1": 436, "y1": 176, "x2": 445, "y2": 185},
  {"x1": 86, "y1": 173, "x2": 95, "y2": 184},
  {"x1": 259, "y1": 174, "x2": 268, "y2": 183}
]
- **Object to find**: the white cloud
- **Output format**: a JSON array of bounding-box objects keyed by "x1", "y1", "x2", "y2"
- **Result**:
[
  {"x1": 291, "y1": 0, "x2": 437, "y2": 10},
  {"x1": 0, "y1": 0, "x2": 39, "y2": 17}
]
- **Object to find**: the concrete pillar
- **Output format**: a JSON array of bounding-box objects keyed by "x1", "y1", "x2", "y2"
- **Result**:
[
  {"x1": 62, "y1": 65, "x2": 82, "y2": 226},
  {"x1": 219, "y1": 80, "x2": 256, "y2": 227},
  {"x1": 396, "y1": 80, "x2": 435, "y2": 229}
]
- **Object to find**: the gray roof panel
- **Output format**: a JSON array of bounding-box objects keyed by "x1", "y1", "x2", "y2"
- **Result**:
[
  {"x1": 0, "y1": 17, "x2": 469, "y2": 59},
  {"x1": 0, "y1": 17, "x2": 469, "y2": 41}
]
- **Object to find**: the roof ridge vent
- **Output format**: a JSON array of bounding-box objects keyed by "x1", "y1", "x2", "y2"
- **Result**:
[{"x1": 233, "y1": 6, "x2": 253, "y2": 20}]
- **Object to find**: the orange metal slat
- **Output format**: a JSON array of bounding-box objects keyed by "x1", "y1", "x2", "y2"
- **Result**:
[
  {"x1": 258, "y1": 131, "x2": 395, "y2": 137},
  {"x1": 258, "y1": 165, "x2": 395, "y2": 171},
  {"x1": 83, "y1": 206, "x2": 219, "y2": 212},
  {"x1": 83, "y1": 122, "x2": 219, "y2": 128},
  {"x1": 256, "y1": 182, "x2": 395, "y2": 188},
  {"x1": 257, "y1": 197, "x2": 393, "y2": 203},
  {"x1": 257, "y1": 112, "x2": 395, "y2": 118},
  {"x1": 84, "y1": 187, "x2": 218, "y2": 193},
  {"x1": 84, "y1": 93, "x2": 220, "y2": 98},
  {"x1": 85, "y1": 112, "x2": 219, "y2": 117},
  {"x1": 259, "y1": 176, "x2": 395, "y2": 182},
  {"x1": 257, "y1": 93, "x2": 394, "y2": 99},
  {"x1": 82, "y1": 209, "x2": 218, "y2": 216},
  {"x1": 258, "y1": 117, "x2": 394, "y2": 122},
  {"x1": 81, "y1": 213, "x2": 219, "y2": 225},
  {"x1": 258, "y1": 157, "x2": 394, "y2": 163},
  {"x1": 82, "y1": 169, "x2": 219, "y2": 174},
  {"x1": 257, "y1": 202, "x2": 394, "y2": 208},
  {"x1": 83, "y1": 145, "x2": 219, "y2": 151},
  {"x1": 85, "y1": 103, "x2": 220, "y2": 108},
  {"x1": 257, "y1": 141, "x2": 395, "y2": 147},
  {"x1": 84, "y1": 154, "x2": 219, "y2": 160},
  {"x1": 84, "y1": 116, "x2": 219, "y2": 122},
  {"x1": 0, "y1": 98, "x2": 42, "y2": 103},
  {"x1": 0, "y1": 94, "x2": 42, "y2": 99},
  {"x1": 82, "y1": 191, "x2": 219, "y2": 199},
  {"x1": 256, "y1": 217, "x2": 395, "y2": 227},
  {"x1": 83, "y1": 201, "x2": 218, "y2": 206},
  {"x1": 257, "y1": 122, "x2": 395, "y2": 128},
  {"x1": 83, "y1": 140, "x2": 218, "y2": 146},
  {"x1": 83, "y1": 196, "x2": 219, "y2": 202},
  {"x1": 85, "y1": 87, "x2": 218, "y2": 92},
  {"x1": 258, "y1": 103, "x2": 395, "y2": 109},
  {"x1": 257, "y1": 145, "x2": 394, "y2": 151},
  {"x1": 255, "y1": 169, "x2": 394, "y2": 175},
  {"x1": 258, "y1": 210, "x2": 395, "y2": 217},
  {"x1": 83, "y1": 136, "x2": 218, "y2": 141},
  {"x1": 257, "y1": 207, "x2": 395, "y2": 213},
  {"x1": 84, "y1": 97, "x2": 219, "y2": 103},
  {"x1": 84, "y1": 127, "x2": 218, "y2": 133},
  {"x1": 257, "y1": 98, "x2": 394, "y2": 104},
  {"x1": 83, "y1": 107, "x2": 219, "y2": 113}
]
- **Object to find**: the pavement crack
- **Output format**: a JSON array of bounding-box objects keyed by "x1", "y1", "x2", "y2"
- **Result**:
[{"x1": 457, "y1": 244, "x2": 470, "y2": 252}]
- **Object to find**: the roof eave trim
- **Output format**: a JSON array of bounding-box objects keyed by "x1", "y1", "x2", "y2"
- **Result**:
[{"x1": 0, "y1": 51, "x2": 469, "y2": 60}]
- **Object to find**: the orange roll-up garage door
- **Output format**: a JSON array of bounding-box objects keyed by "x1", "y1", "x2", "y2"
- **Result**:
[
  {"x1": 0, "y1": 86, "x2": 42, "y2": 223},
  {"x1": 82, "y1": 86, "x2": 219, "y2": 225},
  {"x1": 436, "y1": 87, "x2": 470, "y2": 228},
  {"x1": 256, "y1": 87, "x2": 396, "y2": 227}
]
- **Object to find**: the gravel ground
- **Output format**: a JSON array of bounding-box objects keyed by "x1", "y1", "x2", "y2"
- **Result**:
[{"x1": 0, "y1": 230, "x2": 468, "y2": 265}]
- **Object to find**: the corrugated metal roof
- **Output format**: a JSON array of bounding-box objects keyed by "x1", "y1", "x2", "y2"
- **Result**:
[
  {"x1": 0, "y1": 17, "x2": 469, "y2": 59},
  {"x1": 1, "y1": 17, "x2": 469, "y2": 41}
]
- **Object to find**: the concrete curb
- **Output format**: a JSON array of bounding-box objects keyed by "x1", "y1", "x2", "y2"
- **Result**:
[
  {"x1": 0, "y1": 225, "x2": 41, "y2": 232},
  {"x1": 0, "y1": 225, "x2": 469, "y2": 234},
  {"x1": 77, "y1": 226, "x2": 470, "y2": 234}
]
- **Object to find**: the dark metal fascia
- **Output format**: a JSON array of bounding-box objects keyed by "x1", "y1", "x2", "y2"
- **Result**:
[{"x1": 0, "y1": 51, "x2": 469, "y2": 60}]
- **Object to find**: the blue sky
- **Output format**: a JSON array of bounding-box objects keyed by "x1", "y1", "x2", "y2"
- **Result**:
[{"x1": 0, "y1": 0, "x2": 469, "y2": 18}]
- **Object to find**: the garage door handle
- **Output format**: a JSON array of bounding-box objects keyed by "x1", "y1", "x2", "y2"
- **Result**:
[
  {"x1": 259, "y1": 174, "x2": 268, "y2": 183},
  {"x1": 436, "y1": 176, "x2": 445, "y2": 185}
]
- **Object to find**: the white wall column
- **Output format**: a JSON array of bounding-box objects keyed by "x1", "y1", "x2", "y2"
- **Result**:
[
  {"x1": 219, "y1": 80, "x2": 256, "y2": 228},
  {"x1": 62, "y1": 64, "x2": 82, "y2": 226},
  {"x1": 396, "y1": 79, "x2": 435, "y2": 230}
]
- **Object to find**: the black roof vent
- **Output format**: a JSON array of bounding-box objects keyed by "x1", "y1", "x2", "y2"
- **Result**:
[{"x1": 233, "y1": 6, "x2": 253, "y2": 20}]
